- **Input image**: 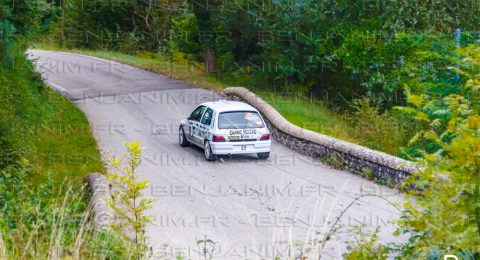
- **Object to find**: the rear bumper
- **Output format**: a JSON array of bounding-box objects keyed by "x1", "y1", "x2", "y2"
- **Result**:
[{"x1": 210, "y1": 140, "x2": 271, "y2": 155}]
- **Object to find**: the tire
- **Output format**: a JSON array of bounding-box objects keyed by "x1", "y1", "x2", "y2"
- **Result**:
[
  {"x1": 179, "y1": 126, "x2": 190, "y2": 147},
  {"x1": 257, "y1": 152, "x2": 270, "y2": 159},
  {"x1": 204, "y1": 141, "x2": 216, "y2": 161}
]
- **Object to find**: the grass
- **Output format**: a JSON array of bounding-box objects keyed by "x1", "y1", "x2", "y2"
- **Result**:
[
  {"x1": 0, "y1": 177, "x2": 125, "y2": 259},
  {"x1": 258, "y1": 93, "x2": 356, "y2": 142},
  {"x1": 0, "y1": 53, "x2": 103, "y2": 185},
  {"x1": 0, "y1": 46, "x2": 116, "y2": 257},
  {"x1": 33, "y1": 42, "x2": 405, "y2": 155}
]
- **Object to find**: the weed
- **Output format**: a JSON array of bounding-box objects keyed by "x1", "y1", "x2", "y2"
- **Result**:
[
  {"x1": 321, "y1": 151, "x2": 346, "y2": 170},
  {"x1": 349, "y1": 98, "x2": 410, "y2": 155},
  {"x1": 344, "y1": 225, "x2": 392, "y2": 259},
  {"x1": 107, "y1": 140, "x2": 154, "y2": 258},
  {"x1": 196, "y1": 235, "x2": 217, "y2": 260},
  {"x1": 387, "y1": 179, "x2": 396, "y2": 188},
  {"x1": 0, "y1": 169, "x2": 123, "y2": 258},
  {"x1": 361, "y1": 167, "x2": 375, "y2": 180}
]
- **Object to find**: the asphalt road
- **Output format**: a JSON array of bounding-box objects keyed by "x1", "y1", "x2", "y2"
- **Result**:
[{"x1": 29, "y1": 50, "x2": 405, "y2": 259}]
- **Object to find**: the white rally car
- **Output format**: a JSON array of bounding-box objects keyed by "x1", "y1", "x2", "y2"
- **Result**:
[{"x1": 179, "y1": 100, "x2": 271, "y2": 161}]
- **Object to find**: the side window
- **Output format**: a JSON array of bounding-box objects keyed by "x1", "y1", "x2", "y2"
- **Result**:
[
  {"x1": 190, "y1": 106, "x2": 206, "y2": 121},
  {"x1": 201, "y1": 108, "x2": 214, "y2": 126}
]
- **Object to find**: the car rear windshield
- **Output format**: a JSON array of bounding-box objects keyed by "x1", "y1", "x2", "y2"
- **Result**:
[{"x1": 218, "y1": 111, "x2": 265, "y2": 129}]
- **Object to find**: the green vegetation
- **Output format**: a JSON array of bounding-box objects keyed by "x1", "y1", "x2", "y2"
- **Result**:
[
  {"x1": 34, "y1": 46, "x2": 409, "y2": 155},
  {"x1": 40, "y1": 0, "x2": 480, "y2": 107},
  {"x1": 36, "y1": 0, "x2": 480, "y2": 254},
  {"x1": 258, "y1": 93, "x2": 353, "y2": 140},
  {"x1": 0, "y1": 1, "x2": 123, "y2": 258},
  {"x1": 0, "y1": 53, "x2": 110, "y2": 256},
  {"x1": 107, "y1": 141, "x2": 154, "y2": 258},
  {"x1": 2, "y1": 0, "x2": 480, "y2": 257},
  {"x1": 393, "y1": 45, "x2": 480, "y2": 258},
  {"x1": 0, "y1": 57, "x2": 103, "y2": 184},
  {"x1": 344, "y1": 45, "x2": 480, "y2": 259},
  {"x1": 0, "y1": 170, "x2": 123, "y2": 258},
  {"x1": 345, "y1": 226, "x2": 392, "y2": 259},
  {"x1": 40, "y1": 0, "x2": 473, "y2": 155},
  {"x1": 0, "y1": 0, "x2": 102, "y2": 183}
]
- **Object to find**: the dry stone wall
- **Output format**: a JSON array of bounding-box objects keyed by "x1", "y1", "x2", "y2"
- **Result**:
[{"x1": 224, "y1": 87, "x2": 416, "y2": 184}]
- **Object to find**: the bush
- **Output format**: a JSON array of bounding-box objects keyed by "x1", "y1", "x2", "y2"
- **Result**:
[
  {"x1": 117, "y1": 32, "x2": 141, "y2": 54},
  {"x1": 349, "y1": 98, "x2": 410, "y2": 155},
  {"x1": 344, "y1": 226, "x2": 392, "y2": 260},
  {"x1": 394, "y1": 45, "x2": 480, "y2": 257}
]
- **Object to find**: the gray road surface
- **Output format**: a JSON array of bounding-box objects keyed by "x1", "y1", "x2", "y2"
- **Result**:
[{"x1": 29, "y1": 50, "x2": 405, "y2": 259}]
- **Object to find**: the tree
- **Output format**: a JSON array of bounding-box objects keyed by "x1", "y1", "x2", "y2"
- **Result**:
[
  {"x1": 0, "y1": 0, "x2": 46, "y2": 60},
  {"x1": 189, "y1": 0, "x2": 222, "y2": 72},
  {"x1": 395, "y1": 45, "x2": 480, "y2": 258}
]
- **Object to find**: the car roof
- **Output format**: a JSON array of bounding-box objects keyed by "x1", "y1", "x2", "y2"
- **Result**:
[{"x1": 200, "y1": 100, "x2": 258, "y2": 113}]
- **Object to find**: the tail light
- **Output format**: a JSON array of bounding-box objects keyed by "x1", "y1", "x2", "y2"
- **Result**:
[
  {"x1": 260, "y1": 134, "x2": 270, "y2": 140},
  {"x1": 212, "y1": 135, "x2": 225, "y2": 142}
]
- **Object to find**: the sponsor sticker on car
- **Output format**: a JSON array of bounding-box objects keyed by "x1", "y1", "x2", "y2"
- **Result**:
[{"x1": 229, "y1": 129, "x2": 257, "y2": 135}]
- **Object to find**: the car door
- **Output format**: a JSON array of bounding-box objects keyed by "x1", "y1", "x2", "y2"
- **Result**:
[
  {"x1": 188, "y1": 105, "x2": 206, "y2": 144},
  {"x1": 199, "y1": 108, "x2": 214, "y2": 143}
]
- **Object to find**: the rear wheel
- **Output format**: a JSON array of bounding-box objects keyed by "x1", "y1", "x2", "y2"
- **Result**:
[
  {"x1": 257, "y1": 152, "x2": 270, "y2": 159},
  {"x1": 204, "y1": 141, "x2": 216, "y2": 161},
  {"x1": 179, "y1": 127, "x2": 190, "y2": 147}
]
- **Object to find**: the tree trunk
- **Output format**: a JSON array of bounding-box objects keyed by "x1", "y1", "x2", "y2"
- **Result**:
[
  {"x1": 61, "y1": 0, "x2": 66, "y2": 48},
  {"x1": 204, "y1": 47, "x2": 216, "y2": 73}
]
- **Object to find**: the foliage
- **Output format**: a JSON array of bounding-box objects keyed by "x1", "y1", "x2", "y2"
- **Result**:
[
  {"x1": 41, "y1": 0, "x2": 480, "y2": 109},
  {"x1": 0, "y1": 1, "x2": 110, "y2": 257},
  {"x1": 107, "y1": 140, "x2": 154, "y2": 258},
  {"x1": 1, "y1": 0, "x2": 45, "y2": 61},
  {"x1": 361, "y1": 167, "x2": 374, "y2": 181},
  {"x1": 349, "y1": 98, "x2": 409, "y2": 155},
  {"x1": 210, "y1": 0, "x2": 467, "y2": 107},
  {"x1": 394, "y1": 45, "x2": 480, "y2": 257},
  {"x1": 45, "y1": 0, "x2": 185, "y2": 51},
  {"x1": 320, "y1": 151, "x2": 346, "y2": 170},
  {"x1": 168, "y1": 12, "x2": 203, "y2": 60},
  {"x1": 0, "y1": 55, "x2": 103, "y2": 184},
  {"x1": 0, "y1": 163, "x2": 123, "y2": 259},
  {"x1": 0, "y1": 0, "x2": 103, "y2": 184},
  {"x1": 344, "y1": 225, "x2": 392, "y2": 260},
  {"x1": 29, "y1": 1, "x2": 480, "y2": 257}
]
